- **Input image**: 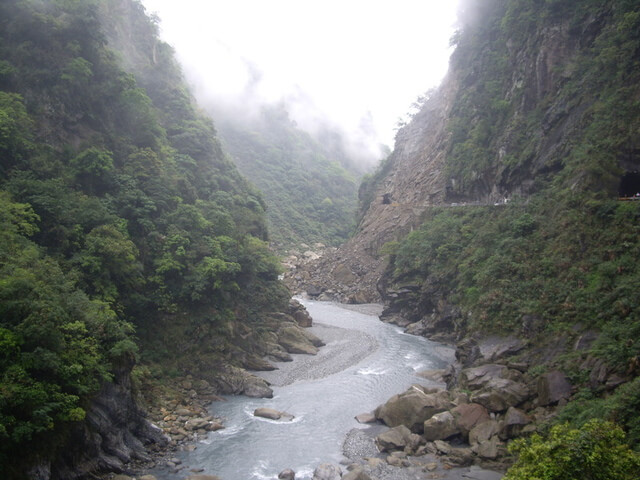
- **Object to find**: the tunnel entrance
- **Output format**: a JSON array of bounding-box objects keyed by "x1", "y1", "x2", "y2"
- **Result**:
[{"x1": 619, "y1": 171, "x2": 640, "y2": 198}]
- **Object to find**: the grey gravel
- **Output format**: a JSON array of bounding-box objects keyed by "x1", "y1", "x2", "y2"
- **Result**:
[{"x1": 258, "y1": 322, "x2": 378, "y2": 387}]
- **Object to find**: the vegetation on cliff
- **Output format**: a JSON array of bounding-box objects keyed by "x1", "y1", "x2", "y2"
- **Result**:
[
  {"x1": 380, "y1": 0, "x2": 640, "y2": 462},
  {"x1": 0, "y1": 0, "x2": 288, "y2": 475},
  {"x1": 214, "y1": 104, "x2": 361, "y2": 250}
]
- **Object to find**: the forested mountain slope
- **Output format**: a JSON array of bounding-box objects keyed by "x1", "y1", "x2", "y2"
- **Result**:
[
  {"x1": 290, "y1": 0, "x2": 640, "y2": 462},
  {"x1": 0, "y1": 0, "x2": 293, "y2": 477},
  {"x1": 213, "y1": 104, "x2": 361, "y2": 250}
]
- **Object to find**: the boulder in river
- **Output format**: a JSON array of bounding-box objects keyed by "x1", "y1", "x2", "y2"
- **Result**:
[
  {"x1": 253, "y1": 407, "x2": 294, "y2": 421},
  {"x1": 355, "y1": 413, "x2": 377, "y2": 424},
  {"x1": 537, "y1": 370, "x2": 572, "y2": 406},
  {"x1": 374, "y1": 386, "x2": 452, "y2": 433},
  {"x1": 278, "y1": 468, "x2": 296, "y2": 479},
  {"x1": 312, "y1": 463, "x2": 342, "y2": 480}
]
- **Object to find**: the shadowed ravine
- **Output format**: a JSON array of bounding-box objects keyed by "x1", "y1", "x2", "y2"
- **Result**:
[{"x1": 152, "y1": 300, "x2": 455, "y2": 479}]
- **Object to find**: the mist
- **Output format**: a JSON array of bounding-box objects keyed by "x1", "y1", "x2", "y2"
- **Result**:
[{"x1": 141, "y1": 0, "x2": 460, "y2": 169}]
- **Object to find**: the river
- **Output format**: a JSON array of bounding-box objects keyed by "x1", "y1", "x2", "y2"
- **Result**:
[{"x1": 160, "y1": 299, "x2": 455, "y2": 479}]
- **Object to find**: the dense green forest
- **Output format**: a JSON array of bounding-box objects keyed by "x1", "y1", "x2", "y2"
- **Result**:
[
  {"x1": 214, "y1": 104, "x2": 361, "y2": 250},
  {"x1": 382, "y1": 0, "x2": 640, "y2": 451},
  {"x1": 0, "y1": 0, "x2": 288, "y2": 475}
]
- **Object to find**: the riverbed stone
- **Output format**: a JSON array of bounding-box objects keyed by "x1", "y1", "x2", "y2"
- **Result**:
[
  {"x1": 433, "y1": 439, "x2": 452, "y2": 455},
  {"x1": 278, "y1": 468, "x2": 296, "y2": 480},
  {"x1": 376, "y1": 425, "x2": 413, "y2": 452},
  {"x1": 243, "y1": 376, "x2": 274, "y2": 398},
  {"x1": 502, "y1": 407, "x2": 532, "y2": 438},
  {"x1": 312, "y1": 463, "x2": 342, "y2": 480},
  {"x1": 423, "y1": 411, "x2": 460, "y2": 441},
  {"x1": 475, "y1": 436, "x2": 500, "y2": 459},
  {"x1": 185, "y1": 476, "x2": 222, "y2": 480},
  {"x1": 184, "y1": 418, "x2": 210, "y2": 431},
  {"x1": 469, "y1": 420, "x2": 500, "y2": 446},
  {"x1": 342, "y1": 466, "x2": 372, "y2": 480},
  {"x1": 459, "y1": 364, "x2": 507, "y2": 390},
  {"x1": 447, "y1": 447, "x2": 475, "y2": 466},
  {"x1": 253, "y1": 407, "x2": 294, "y2": 421},
  {"x1": 450, "y1": 403, "x2": 490, "y2": 437},
  {"x1": 374, "y1": 386, "x2": 452, "y2": 433},
  {"x1": 417, "y1": 369, "x2": 448, "y2": 383},
  {"x1": 355, "y1": 412, "x2": 377, "y2": 424}
]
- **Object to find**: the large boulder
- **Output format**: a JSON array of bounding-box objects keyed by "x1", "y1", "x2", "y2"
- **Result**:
[
  {"x1": 450, "y1": 403, "x2": 490, "y2": 437},
  {"x1": 277, "y1": 324, "x2": 324, "y2": 355},
  {"x1": 469, "y1": 420, "x2": 500, "y2": 446},
  {"x1": 214, "y1": 366, "x2": 274, "y2": 398},
  {"x1": 355, "y1": 413, "x2": 377, "y2": 424},
  {"x1": 537, "y1": 370, "x2": 572, "y2": 406},
  {"x1": 342, "y1": 467, "x2": 371, "y2": 480},
  {"x1": 470, "y1": 378, "x2": 531, "y2": 412},
  {"x1": 254, "y1": 408, "x2": 294, "y2": 421},
  {"x1": 501, "y1": 407, "x2": 532, "y2": 438},
  {"x1": 279, "y1": 469, "x2": 296, "y2": 480},
  {"x1": 374, "y1": 386, "x2": 453, "y2": 433},
  {"x1": 243, "y1": 376, "x2": 274, "y2": 398},
  {"x1": 312, "y1": 463, "x2": 342, "y2": 480},
  {"x1": 288, "y1": 299, "x2": 313, "y2": 327},
  {"x1": 459, "y1": 364, "x2": 508, "y2": 390},
  {"x1": 423, "y1": 411, "x2": 460, "y2": 441},
  {"x1": 375, "y1": 425, "x2": 418, "y2": 452},
  {"x1": 475, "y1": 436, "x2": 500, "y2": 460},
  {"x1": 332, "y1": 263, "x2": 358, "y2": 285}
]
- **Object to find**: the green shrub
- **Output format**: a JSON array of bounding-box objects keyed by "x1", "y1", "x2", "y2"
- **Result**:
[{"x1": 505, "y1": 419, "x2": 640, "y2": 479}]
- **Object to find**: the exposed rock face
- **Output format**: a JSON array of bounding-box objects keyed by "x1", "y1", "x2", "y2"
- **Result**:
[
  {"x1": 212, "y1": 365, "x2": 274, "y2": 398},
  {"x1": 537, "y1": 370, "x2": 572, "y2": 406},
  {"x1": 50, "y1": 359, "x2": 167, "y2": 480},
  {"x1": 288, "y1": 298, "x2": 313, "y2": 327},
  {"x1": 277, "y1": 322, "x2": 324, "y2": 355},
  {"x1": 284, "y1": 74, "x2": 459, "y2": 303}
]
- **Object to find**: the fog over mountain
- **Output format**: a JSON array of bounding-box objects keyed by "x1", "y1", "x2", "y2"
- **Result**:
[{"x1": 141, "y1": 0, "x2": 460, "y2": 169}]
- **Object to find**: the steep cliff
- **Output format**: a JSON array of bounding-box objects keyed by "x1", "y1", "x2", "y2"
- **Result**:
[
  {"x1": 290, "y1": 0, "x2": 640, "y2": 303},
  {"x1": 0, "y1": 1, "x2": 305, "y2": 478},
  {"x1": 291, "y1": 0, "x2": 640, "y2": 456}
]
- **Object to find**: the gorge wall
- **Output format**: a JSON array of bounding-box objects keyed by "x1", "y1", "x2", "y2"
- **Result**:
[
  {"x1": 287, "y1": 0, "x2": 640, "y2": 304},
  {"x1": 288, "y1": 0, "x2": 640, "y2": 458}
]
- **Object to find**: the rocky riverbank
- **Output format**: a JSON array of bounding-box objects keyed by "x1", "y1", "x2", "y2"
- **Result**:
[{"x1": 102, "y1": 301, "x2": 509, "y2": 480}]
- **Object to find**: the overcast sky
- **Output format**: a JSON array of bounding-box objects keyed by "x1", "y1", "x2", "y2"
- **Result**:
[{"x1": 141, "y1": 0, "x2": 460, "y2": 164}]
